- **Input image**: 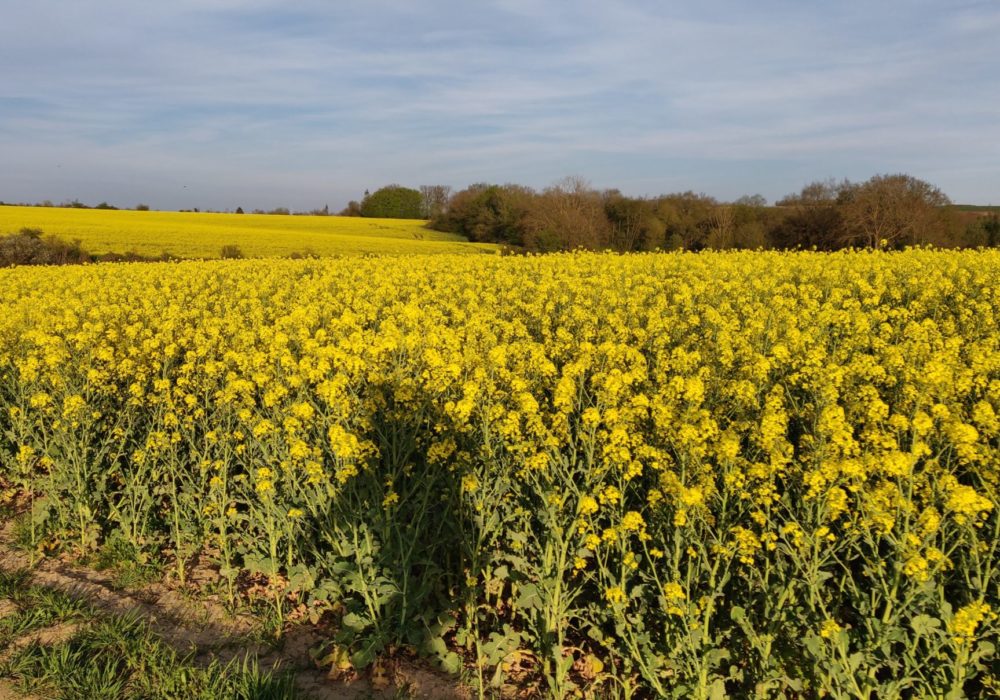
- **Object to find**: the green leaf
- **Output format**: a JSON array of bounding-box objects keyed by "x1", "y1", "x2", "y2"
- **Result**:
[
  {"x1": 804, "y1": 633, "x2": 823, "y2": 656},
  {"x1": 287, "y1": 563, "x2": 316, "y2": 592},
  {"x1": 708, "y1": 679, "x2": 727, "y2": 700},
  {"x1": 491, "y1": 662, "x2": 505, "y2": 688},
  {"x1": 515, "y1": 583, "x2": 541, "y2": 611},
  {"x1": 341, "y1": 612, "x2": 369, "y2": 632},
  {"x1": 425, "y1": 636, "x2": 448, "y2": 658},
  {"x1": 558, "y1": 651, "x2": 574, "y2": 675},
  {"x1": 909, "y1": 614, "x2": 940, "y2": 636},
  {"x1": 586, "y1": 624, "x2": 606, "y2": 644},
  {"x1": 704, "y1": 648, "x2": 730, "y2": 669},
  {"x1": 441, "y1": 651, "x2": 462, "y2": 675},
  {"x1": 31, "y1": 496, "x2": 52, "y2": 525},
  {"x1": 351, "y1": 647, "x2": 375, "y2": 670}
]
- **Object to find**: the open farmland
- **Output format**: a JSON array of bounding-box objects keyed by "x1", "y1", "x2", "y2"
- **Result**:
[
  {"x1": 0, "y1": 206, "x2": 495, "y2": 258},
  {"x1": 0, "y1": 250, "x2": 998, "y2": 698}
]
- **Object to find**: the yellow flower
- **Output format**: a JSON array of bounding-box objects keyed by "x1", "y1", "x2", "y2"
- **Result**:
[
  {"x1": 780, "y1": 522, "x2": 805, "y2": 548},
  {"x1": 621, "y1": 511, "x2": 645, "y2": 533},
  {"x1": 15, "y1": 445, "x2": 35, "y2": 466},
  {"x1": 918, "y1": 507, "x2": 941, "y2": 536},
  {"x1": 605, "y1": 586, "x2": 626, "y2": 605},
  {"x1": 663, "y1": 582, "x2": 685, "y2": 616},
  {"x1": 578, "y1": 495, "x2": 599, "y2": 516},
  {"x1": 944, "y1": 483, "x2": 993, "y2": 526},
  {"x1": 730, "y1": 526, "x2": 761, "y2": 564},
  {"x1": 29, "y1": 392, "x2": 52, "y2": 409},
  {"x1": 290, "y1": 401, "x2": 315, "y2": 421},
  {"x1": 825, "y1": 487, "x2": 849, "y2": 520},
  {"x1": 902, "y1": 554, "x2": 929, "y2": 582},
  {"x1": 819, "y1": 619, "x2": 843, "y2": 639},
  {"x1": 679, "y1": 485, "x2": 704, "y2": 508},
  {"x1": 598, "y1": 485, "x2": 621, "y2": 505},
  {"x1": 949, "y1": 601, "x2": 992, "y2": 645}
]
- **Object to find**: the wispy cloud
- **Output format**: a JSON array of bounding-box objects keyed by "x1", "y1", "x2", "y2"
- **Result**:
[{"x1": 1, "y1": 0, "x2": 998, "y2": 209}]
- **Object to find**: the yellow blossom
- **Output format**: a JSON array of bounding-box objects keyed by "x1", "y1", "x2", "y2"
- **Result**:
[
  {"x1": 820, "y1": 619, "x2": 843, "y2": 639},
  {"x1": 949, "y1": 601, "x2": 992, "y2": 645},
  {"x1": 605, "y1": 586, "x2": 626, "y2": 605}
]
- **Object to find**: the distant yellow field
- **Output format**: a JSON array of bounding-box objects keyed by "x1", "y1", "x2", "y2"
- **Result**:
[{"x1": 0, "y1": 206, "x2": 494, "y2": 258}]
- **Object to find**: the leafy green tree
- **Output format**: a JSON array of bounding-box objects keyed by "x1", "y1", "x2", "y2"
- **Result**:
[
  {"x1": 432, "y1": 183, "x2": 533, "y2": 245},
  {"x1": 984, "y1": 214, "x2": 1000, "y2": 247},
  {"x1": 652, "y1": 192, "x2": 718, "y2": 250},
  {"x1": 603, "y1": 191, "x2": 665, "y2": 250},
  {"x1": 734, "y1": 194, "x2": 767, "y2": 207},
  {"x1": 360, "y1": 185, "x2": 423, "y2": 219},
  {"x1": 964, "y1": 213, "x2": 1000, "y2": 247}
]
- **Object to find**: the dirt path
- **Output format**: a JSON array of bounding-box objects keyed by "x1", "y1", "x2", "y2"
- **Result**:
[{"x1": 0, "y1": 526, "x2": 469, "y2": 699}]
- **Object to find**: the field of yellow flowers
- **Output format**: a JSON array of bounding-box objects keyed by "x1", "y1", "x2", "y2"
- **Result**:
[
  {"x1": 0, "y1": 205, "x2": 494, "y2": 258},
  {"x1": 0, "y1": 249, "x2": 997, "y2": 698}
]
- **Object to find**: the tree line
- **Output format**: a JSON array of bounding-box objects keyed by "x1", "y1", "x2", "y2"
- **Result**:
[
  {"x1": 347, "y1": 174, "x2": 999, "y2": 251},
  {"x1": 5, "y1": 173, "x2": 998, "y2": 251}
]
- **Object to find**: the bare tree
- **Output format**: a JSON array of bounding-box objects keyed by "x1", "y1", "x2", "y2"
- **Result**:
[
  {"x1": 838, "y1": 174, "x2": 951, "y2": 248},
  {"x1": 777, "y1": 178, "x2": 851, "y2": 207},
  {"x1": 706, "y1": 205, "x2": 736, "y2": 249},
  {"x1": 420, "y1": 185, "x2": 452, "y2": 220},
  {"x1": 523, "y1": 178, "x2": 612, "y2": 251}
]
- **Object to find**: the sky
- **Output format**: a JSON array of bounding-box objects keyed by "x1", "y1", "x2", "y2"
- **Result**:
[{"x1": 1, "y1": 0, "x2": 998, "y2": 211}]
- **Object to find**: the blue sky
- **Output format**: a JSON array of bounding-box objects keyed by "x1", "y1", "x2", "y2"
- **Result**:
[{"x1": 1, "y1": 0, "x2": 998, "y2": 210}]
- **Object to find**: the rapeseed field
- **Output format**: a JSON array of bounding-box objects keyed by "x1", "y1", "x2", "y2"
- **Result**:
[
  {"x1": 0, "y1": 206, "x2": 493, "y2": 258},
  {"x1": 0, "y1": 249, "x2": 996, "y2": 698}
]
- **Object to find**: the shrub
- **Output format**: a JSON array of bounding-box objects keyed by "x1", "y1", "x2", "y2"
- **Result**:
[{"x1": 0, "y1": 229, "x2": 89, "y2": 266}]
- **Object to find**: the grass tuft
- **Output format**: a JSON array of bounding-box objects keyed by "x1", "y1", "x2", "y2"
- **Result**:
[{"x1": 0, "y1": 572, "x2": 305, "y2": 698}]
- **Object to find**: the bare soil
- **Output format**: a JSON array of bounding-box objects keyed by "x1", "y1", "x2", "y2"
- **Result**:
[
  {"x1": 0, "y1": 680, "x2": 39, "y2": 700},
  {"x1": 0, "y1": 524, "x2": 470, "y2": 699}
]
